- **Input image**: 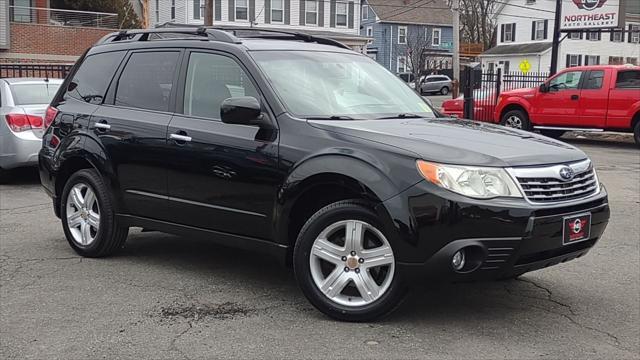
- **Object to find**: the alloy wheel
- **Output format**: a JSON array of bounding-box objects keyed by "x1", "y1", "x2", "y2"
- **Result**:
[
  {"x1": 66, "y1": 183, "x2": 100, "y2": 246},
  {"x1": 309, "y1": 220, "x2": 395, "y2": 307},
  {"x1": 505, "y1": 115, "x2": 523, "y2": 129}
]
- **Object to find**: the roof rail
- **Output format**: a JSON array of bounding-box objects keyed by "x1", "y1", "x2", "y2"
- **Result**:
[
  {"x1": 95, "y1": 27, "x2": 241, "y2": 45},
  {"x1": 209, "y1": 26, "x2": 351, "y2": 50}
]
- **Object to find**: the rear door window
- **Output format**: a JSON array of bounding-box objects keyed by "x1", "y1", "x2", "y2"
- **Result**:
[
  {"x1": 66, "y1": 51, "x2": 125, "y2": 104},
  {"x1": 615, "y1": 70, "x2": 640, "y2": 89},
  {"x1": 114, "y1": 51, "x2": 180, "y2": 112},
  {"x1": 10, "y1": 83, "x2": 61, "y2": 105}
]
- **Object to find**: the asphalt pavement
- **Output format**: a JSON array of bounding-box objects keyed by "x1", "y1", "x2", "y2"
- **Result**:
[{"x1": 1, "y1": 138, "x2": 639, "y2": 359}]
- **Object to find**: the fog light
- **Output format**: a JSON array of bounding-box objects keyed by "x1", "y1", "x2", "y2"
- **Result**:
[{"x1": 452, "y1": 250, "x2": 466, "y2": 271}]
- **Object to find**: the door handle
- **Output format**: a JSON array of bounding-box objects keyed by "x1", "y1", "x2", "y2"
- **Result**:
[
  {"x1": 94, "y1": 122, "x2": 111, "y2": 130},
  {"x1": 170, "y1": 133, "x2": 192, "y2": 143},
  {"x1": 571, "y1": 95, "x2": 579, "y2": 100}
]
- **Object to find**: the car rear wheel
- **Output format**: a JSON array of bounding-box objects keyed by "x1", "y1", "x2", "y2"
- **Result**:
[
  {"x1": 0, "y1": 168, "x2": 9, "y2": 184},
  {"x1": 440, "y1": 87, "x2": 449, "y2": 95},
  {"x1": 293, "y1": 200, "x2": 406, "y2": 321},
  {"x1": 500, "y1": 109, "x2": 531, "y2": 130},
  {"x1": 61, "y1": 169, "x2": 128, "y2": 257},
  {"x1": 634, "y1": 120, "x2": 640, "y2": 147}
]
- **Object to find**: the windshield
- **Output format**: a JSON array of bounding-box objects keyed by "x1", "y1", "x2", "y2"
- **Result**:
[
  {"x1": 251, "y1": 51, "x2": 435, "y2": 119},
  {"x1": 10, "y1": 82, "x2": 61, "y2": 105}
]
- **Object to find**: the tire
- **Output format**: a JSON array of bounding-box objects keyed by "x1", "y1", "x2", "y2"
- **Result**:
[
  {"x1": 540, "y1": 130, "x2": 566, "y2": 139},
  {"x1": 60, "y1": 169, "x2": 128, "y2": 257},
  {"x1": 634, "y1": 120, "x2": 640, "y2": 148},
  {"x1": 293, "y1": 200, "x2": 407, "y2": 322},
  {"x1": 500, "y1": 109, "x2": 531, "y2": 131},
  {"x1": 440, "y1": 86, "x2": 449, "y2": 95},
  {"x1": 0, "y1": 168, "x2": 10, "y2": 185}
]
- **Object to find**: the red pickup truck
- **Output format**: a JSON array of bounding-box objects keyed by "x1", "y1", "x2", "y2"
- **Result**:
[{"x1": 494, "y1": 65, "x2": 640, "y2": 145}]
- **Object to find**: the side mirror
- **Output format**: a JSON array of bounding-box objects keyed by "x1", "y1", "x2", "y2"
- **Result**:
[
  {"x1": 539, "y1": 83, "x2": 548, "y2": 93},
  {"x1": 220, "y1": 97, "x2": 267, "y2": 127}
]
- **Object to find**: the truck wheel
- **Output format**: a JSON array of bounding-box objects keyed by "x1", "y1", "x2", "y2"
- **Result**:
[
  {"x1": 61, "y1": 169, "x2": 128, "y2": 257},
  {"x1": 440, "y1": 87, "x2": 449, "y2": 95},
  {"x1": 634, "y1": 121, "x2": 640, "y2": 148},
  {"x1": 500, "y1": 109, "x2": 531, "y2": 131},
  {"x1": 0, "y1": 168, "x2": 10, "y2": 184},
  {"x1": 293, "y1": 200, "x2": 407, "y2": 322},
  {"x1": 540, "y1": 130, "x2": 566, "y2": 139}
]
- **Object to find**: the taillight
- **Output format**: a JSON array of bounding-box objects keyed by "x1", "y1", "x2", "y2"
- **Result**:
[
  {"x1": 44, "y1": 106, "x2": 59, "y2": 128},
  {"x1": 5, "y1": 113, "x2": 44, "y2": 132}
]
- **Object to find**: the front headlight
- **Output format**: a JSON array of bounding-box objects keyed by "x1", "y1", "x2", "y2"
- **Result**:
[{"x1": 416, "y1": 160, "x2": 522, "y2": 199}]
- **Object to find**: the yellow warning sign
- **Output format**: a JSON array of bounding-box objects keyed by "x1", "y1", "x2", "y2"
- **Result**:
[{"x1": 519, "y1": 59, "x2": 531, "y2": 74}]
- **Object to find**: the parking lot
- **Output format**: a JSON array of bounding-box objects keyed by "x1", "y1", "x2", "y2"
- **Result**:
[{"x1": 1, "y1": 138, "x2": 638, "y2": 359}]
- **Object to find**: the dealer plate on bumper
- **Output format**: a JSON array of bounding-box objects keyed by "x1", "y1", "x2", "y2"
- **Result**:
[{"x1": 562, "y1": 213, "x2": 591, "y2": 245}]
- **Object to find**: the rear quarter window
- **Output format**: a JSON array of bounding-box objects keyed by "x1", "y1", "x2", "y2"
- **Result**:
[
  {"x1": 65, "y1": 51, "x2": 125, "y2": 104},
  {"x1": 10, "y1": 83, "x2": 61, "y2": 105},
  {"x1": 615, "y1": 70, "x2": 640, "y2": 89}
]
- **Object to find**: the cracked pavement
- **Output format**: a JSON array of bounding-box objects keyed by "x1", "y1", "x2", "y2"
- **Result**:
[{"x1": 1, "y1": 138, "x2": 639, "y2": 359}]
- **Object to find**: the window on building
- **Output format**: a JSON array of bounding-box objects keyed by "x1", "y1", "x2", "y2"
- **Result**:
[
  {"x1": 236, "y1": 0, "x2": 249, "y2": 21},
  {"x1": 193, "y1": 0, "x2": 203, "y2": 20},
  {"x1": 611, "y1": 29, "x2": 623, "y2": 42},
  {"x1": 549, "y1": 71, "x2": 583, "y2": 90},
  {"x1": 631, "y1": 25, "x2": 640, "y2": 44},
  {"x1": 336, "y1": 1, "x2": 348, "y2": 27},
  {"x1": 171, "y1": 0, "x2": 176, "y2": 20},
  {"x1": 398, "y1": 26, "x2": 407, "y2": 44},
  {"x1": 585, "y1": 55, "x2": 599, "y2": 65},
  {"x1": 271, "y1": 0, "x2": 283, "y2": 23},
  {"x1": 9, "y1": 0, "x2": 34, "y2": 23},
  {"x1": 305, "y1": 1, "x2": 318, "y2": 25},
  {"x1": 115, "y1": 52, "x2": 181, "y2": 112},
  {"x1": 397, "y1": 56, "x2": 407, "y2": 73},
  {"x1": 583, "y1": 70, "x2": 604, "y2": 89},
  {"x1": 534, "y1": 20, "x2": 545, "y2": 40},
  {"x1": 609, "y1": 56, "x2": 624, "y2": 65},
  {"x1": 569, "y1": 31, "x2": 581, "y2": 40},
  {"x1": 362, "y1": 4, "x2": 368, "y2": 20},
  {"x1": 432, "y1": 28, "x2": 441, "y2": 46},
  {"x1": 587, "y1": 30, "x2": 599, "y2": 41},
  {"x1": 65, "y1": 51, "x2": 125, "y2": 104},
  {"x1": 183, "y1": 53, "x2": 259, "y2": 120},
  {"x1": 626, "y1": 57, "x2": 638, "y2": 65},
  {"x1": 366, "y1": 26, "x2": 373, "y2": 37},
  {"x1": 503, "y1": 23, "x2": 515, "y2": 42},
  {"x1": 567, "y1": 54, "x2": 581, "y2": 67},
  {"x1": 615, "y1": 70, "x2": 640, "y2": 89}
]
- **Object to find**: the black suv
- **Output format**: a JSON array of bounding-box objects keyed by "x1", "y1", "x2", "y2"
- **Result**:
[{"x1": 39, "y1": 28, "x2": 610, "y2": 321}]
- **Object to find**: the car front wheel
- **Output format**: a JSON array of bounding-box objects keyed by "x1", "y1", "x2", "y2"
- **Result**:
[
  {"x1": 440, "y1": 87, "x2": 449, "y2": 95},
  {"x1": 293, "y1": 200, "x2": 406, "y2": 321},
  {"x1": 634, "y1": 120, "x2": 640, "y2": 147},
  {"x1": 61, "y1": 169, "x2": 128, "y2": 257}
]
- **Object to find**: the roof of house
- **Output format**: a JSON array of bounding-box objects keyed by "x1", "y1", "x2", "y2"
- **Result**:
[
  {"x1": 366, "y1": 0, "x2": 453, "y2": 26},
  {"x1": 481, "y1": 42, "x2": 553, "y2": 56}
]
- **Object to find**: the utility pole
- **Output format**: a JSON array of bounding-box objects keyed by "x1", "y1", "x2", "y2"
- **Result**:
[
  {"x1": 451, "y1": 0, "x2": 460, "y2": 98},
  {"x1": 204, "y1": 0, "x2": 213, "y2": 26},
  {"x1": 549, "y1": 0, "x2": 562, "y2": 75}
]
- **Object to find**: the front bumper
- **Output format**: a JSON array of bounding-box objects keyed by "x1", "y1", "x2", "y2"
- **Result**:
[
  {"x1": 0, "y1": 130, "x2": 42, "y2": 169},
  {"x1": 375, "y1": 180, "x2": 610, "y2": 282}
]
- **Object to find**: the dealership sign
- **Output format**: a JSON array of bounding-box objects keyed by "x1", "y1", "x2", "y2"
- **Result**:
[{"x1": 560, "y1": 0, "x2": 624, "y2": 31}]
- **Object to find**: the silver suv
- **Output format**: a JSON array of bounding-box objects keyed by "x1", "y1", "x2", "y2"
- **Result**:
[
  {"x1": 0, "y1": 78, "x2": 62, "y2": 183},
  {"x1": 420, "y1": 75, "x2": 452, "y2": 95}
]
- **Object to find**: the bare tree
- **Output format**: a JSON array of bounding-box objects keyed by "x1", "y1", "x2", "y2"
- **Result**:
[
  {"x1": 396, "y1": 28, "x2": 449, "y2": 90},
  {"x1": 458, "y1": 0, "x2": 499, "y2": 49}
]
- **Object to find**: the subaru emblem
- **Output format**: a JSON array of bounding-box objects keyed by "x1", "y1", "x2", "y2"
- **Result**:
[{"x1": 559, "y1": 166, "x2": 574, "y2": 181}]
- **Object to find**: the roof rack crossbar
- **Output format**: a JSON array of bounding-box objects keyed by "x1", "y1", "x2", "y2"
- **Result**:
[
  {"x1": 96, "y1": 28, "x2": 241, "y2": 45},
  {"x1": 204, "y1": 26, "x2": 351, "y2": 50}
]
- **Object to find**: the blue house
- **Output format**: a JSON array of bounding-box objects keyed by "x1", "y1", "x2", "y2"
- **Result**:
[{"x1": 361, "y1": 0, "x2": 454, "y2": 74}]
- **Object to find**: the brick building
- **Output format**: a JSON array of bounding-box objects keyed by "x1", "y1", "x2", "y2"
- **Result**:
[{"x1": 0, "y1": 0, "x2": 118, "y2": 64}]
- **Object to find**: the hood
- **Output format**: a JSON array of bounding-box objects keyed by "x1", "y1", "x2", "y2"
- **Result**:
[
  {"x1": 307, "y1": 118, "x2": 587, "y2": 167},
  {"x1": 502, "y1": 87, "x2": 536, "y2": 97}
]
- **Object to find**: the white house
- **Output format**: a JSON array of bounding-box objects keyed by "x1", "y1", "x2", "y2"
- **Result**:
[
  {"x1": 480, "y1": 0, "x2": 640, "y2": 73},
  {"x1": 147, "y1": 0, "x2": 370, "y2": 51}
]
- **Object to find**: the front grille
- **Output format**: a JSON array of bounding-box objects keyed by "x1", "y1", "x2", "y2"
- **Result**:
[{"x1": 511, "y1": 160, "x2": 598, "y2": 203}]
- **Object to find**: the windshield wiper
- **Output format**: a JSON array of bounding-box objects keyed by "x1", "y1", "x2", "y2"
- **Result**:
[
  {"x1": 376, "y1": 113, "x2": 423, "y2": 120},
  {"x1": 305, "y1": 115, "x2": 356, "y2": 120}
]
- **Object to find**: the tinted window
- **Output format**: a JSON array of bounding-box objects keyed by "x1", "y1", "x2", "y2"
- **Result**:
[
  {"x1": 616, "y1": 70, "x2": 640, "y2": 89},
  {"x1": 115, "y1": 52, "x2": 180, "y2": 112},
  {"x1": 66, "y1": 51, "x2": 124, "y2": 104},
  {"x1": 583, "y1": 70, "x2": 604, "y2": 90},
  {"x1": 10, "y1": 83, "x2": 61, "y2": 105},
  {"x1": 183, "y1": 52, "x2": 259, "y2": 119}
]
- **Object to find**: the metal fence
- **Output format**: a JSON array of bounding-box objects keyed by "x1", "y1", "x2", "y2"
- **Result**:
[
  {"x1": 9, "y1": 5, "x2": 118, "y2": 29},
  {"x1": 462, "y1": 68, "x2": 549, "y2": 122},
  {"x1": 0, "y1": 64, "x2": 73, "y2": 79}
]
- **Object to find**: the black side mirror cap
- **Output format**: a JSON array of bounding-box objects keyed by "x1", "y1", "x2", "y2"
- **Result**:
[
  {"x1": 539, "y1": 83, "x2": 548, "y2": 93},
  {"x1": 220, "y1": 96, "x2": 270, "y2": 128}
]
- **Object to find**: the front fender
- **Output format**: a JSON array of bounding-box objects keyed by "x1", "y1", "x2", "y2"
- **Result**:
[{"x1": 497, "y1": 97, "x2": 533, "y2": 120}]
